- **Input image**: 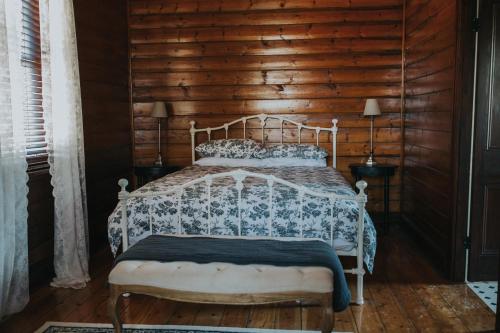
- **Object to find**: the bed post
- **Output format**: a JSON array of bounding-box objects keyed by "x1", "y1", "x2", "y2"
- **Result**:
[
  {"x1": 331, "y1": 119, "x2": 338, "y2": 168},
  {"x1": 355, "y1": 180, "x2": 367, "y2": 305},
  {"x1": 190, "y1": 121, "x2": 196, "y2": 164},
  {"x1": 118, "y1": 179, "x2": 130, "y2": 252},
  {"x1": 258, "y1": 114, "x2": 267, "y2": 143}
]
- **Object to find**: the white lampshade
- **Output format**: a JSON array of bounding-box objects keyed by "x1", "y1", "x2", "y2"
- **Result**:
[
  {"x1": 151, "y1": 102, "x2": 168, "y2": 118},
  {"x1": 363, "y1": 99, "x2": 381, "y2": 116}
]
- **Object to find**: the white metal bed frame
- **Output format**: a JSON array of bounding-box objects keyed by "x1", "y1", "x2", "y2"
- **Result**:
[
  {"x1": 117, "y1": 114, "x2": 368, "y2": 304},
  {"x1": 189, "y1": 113, "x2": 339, "y2": 167}
]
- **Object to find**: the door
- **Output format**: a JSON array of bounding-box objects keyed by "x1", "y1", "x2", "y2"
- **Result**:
[{"x1": 469, "y1": 0, "x2": 500, "y2": 281}]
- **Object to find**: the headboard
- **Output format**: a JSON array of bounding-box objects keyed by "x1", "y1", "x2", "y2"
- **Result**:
[{"x1": 189, "y1": 114, "x2": 339, "y2": 168}]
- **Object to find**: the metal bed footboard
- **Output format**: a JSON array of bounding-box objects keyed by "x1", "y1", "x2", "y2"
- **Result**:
[{"x1": 117, "y1": 170, "x2": 368, "y2": 304}]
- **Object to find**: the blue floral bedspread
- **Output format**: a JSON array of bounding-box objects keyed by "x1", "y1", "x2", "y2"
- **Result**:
[{"x1": 107, "y1": 165, "x2": 376, "y2": 272}]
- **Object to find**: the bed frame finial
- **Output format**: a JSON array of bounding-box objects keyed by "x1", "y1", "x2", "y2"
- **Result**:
[
  {"x1": 332, "y1": 119, "x2": 338, "y2": 130},
  {"x1": 118, "y1": 179, "x2": 129, "y2": 195},
  {"x1": 117, "y1": 178, "x2": 130, "y2": 251},
  {"x1": 190, "y1": 121, "x2": 196, "y2": 163},
  {"x1": 331, "y1": 119, "x2": 338, "y2": 169},
  {"x1": 355, "y1": 180, "x2": 368, "y2": 197}
]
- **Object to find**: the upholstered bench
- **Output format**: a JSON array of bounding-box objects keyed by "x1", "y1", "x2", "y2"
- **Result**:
[{"x1": 108, "y1": 260, "x2": 335, "y2": 333}]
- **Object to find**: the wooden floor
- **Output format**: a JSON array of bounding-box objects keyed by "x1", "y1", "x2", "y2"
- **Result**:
[{"x1": 0, "y1": 226, "x2": 496, "y2": 333}]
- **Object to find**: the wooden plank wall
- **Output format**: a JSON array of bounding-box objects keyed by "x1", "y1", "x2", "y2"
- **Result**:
[
  {"x1": 27, "y1": 170, "x2": 54, "y2": 288},
  {"x1": 128, "y1": 0, "x2": 404, "y2": 213},
  {"x1": 74, "y1": 0, "x2": 132, "y2": 252},
  {"x1": 402, "y1": 0, "x2": 457, "y2": 269}
]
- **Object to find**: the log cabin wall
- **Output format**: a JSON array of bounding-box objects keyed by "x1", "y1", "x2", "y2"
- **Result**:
[
  {"x1": 27, "y1": 170, "x2": 54, "y2": 288},
  {"x1": 128, "y1": 0, "x2": 404, "y2": 214},
  {"x1": 402, "y1": 0, "x2": 458, "y2": 271},
  {"x1": 74, "y1": 0, "x2": 132, "y2": 252}
]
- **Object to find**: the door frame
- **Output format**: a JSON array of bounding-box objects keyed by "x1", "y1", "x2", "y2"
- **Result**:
[
  {"x1": 451, "y1": 0, "x2": 500, "y2": 281},
  {"x1": 450, "y1": 0, "x2": 478, "y2": 281}
]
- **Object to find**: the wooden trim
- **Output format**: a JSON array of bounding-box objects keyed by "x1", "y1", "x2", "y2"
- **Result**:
[
  {"x1": 450, "y1": 0, "x2": 476, "y2": 281},
  {"x1": 127, "y1": 0, "x2": 136, "y2": 189},
  {"x1": 108, "y1": 283, "x2": 334, "y2": 333},
  {"x1": 110, "y1": 283, "x2": 332, "y2": 306}
]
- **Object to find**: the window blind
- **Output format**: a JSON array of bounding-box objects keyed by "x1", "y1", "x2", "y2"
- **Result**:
[{"x1": 21, "y1": 0, "x2": 47, "y2": 163}]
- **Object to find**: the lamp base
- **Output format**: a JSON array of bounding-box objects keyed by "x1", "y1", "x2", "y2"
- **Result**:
[
  {"x1": 365, "y1": 153, "x2": 377, "y2": 166},
  {"x1": 154, "y1": 154, "x2": 163, "y2": 166}
]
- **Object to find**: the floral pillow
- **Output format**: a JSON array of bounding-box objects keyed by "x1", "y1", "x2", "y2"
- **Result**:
[
  {"x1": 195, "y1": 139, "x2": 265, "y2": 159},
  {"x1": 262, "y1": 144, "x2": 328, "y2": 160}
]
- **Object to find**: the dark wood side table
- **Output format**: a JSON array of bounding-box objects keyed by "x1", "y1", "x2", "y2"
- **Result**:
[
  {"x1": 134, "y1": 165, "x2": 182, "y2": 188},
  {"x1": 349, "y1": 163, "x2": 397, "y2": 230}
]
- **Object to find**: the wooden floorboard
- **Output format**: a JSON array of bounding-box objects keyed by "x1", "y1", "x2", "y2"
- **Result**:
[
  {"x1": 0, "y1": 226, "x2": 496, "y2": 332},
  {"x1": 220, "y1": 305, "x2": 250, "y2": 328},
  {"x1": 247, "y1": 305, "x2": 277, "y2": 329}
]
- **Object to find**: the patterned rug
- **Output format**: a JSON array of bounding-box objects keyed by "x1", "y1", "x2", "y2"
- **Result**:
[
  {"x1": 467, "y1": 281, "x2": 497, "y2": 312},
  {"x1": 35, "y1": 322, "x2": 346, "y2": 333}
]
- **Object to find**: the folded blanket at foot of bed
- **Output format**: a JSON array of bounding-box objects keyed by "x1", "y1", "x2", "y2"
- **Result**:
[{"x1": 113, "y1": 235, "x2": 351, "y2": 311}]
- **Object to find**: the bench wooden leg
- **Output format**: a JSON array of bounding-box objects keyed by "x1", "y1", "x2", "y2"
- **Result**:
[
  {"x1": 321, "y1": 294, "x2": 334, "y2": 333},
  {"x1": 108, "y1": 284, "x2": 123, "y2": 333}
]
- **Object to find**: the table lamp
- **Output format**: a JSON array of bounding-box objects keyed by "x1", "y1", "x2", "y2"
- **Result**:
[
  {"x1": 363, "y1": 99, "x2": 381, "y2": 166},
  {"x1": 151, "y1": 101, "x2": 168, "y2": 166}
]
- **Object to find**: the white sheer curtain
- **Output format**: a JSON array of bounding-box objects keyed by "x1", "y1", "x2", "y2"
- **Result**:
[
  {"x1": 0, "y1": 0, "x2": 29, "y2": 318},
  {"x1": 39, "y1": 0, "x2": 90, "y2": 289}
]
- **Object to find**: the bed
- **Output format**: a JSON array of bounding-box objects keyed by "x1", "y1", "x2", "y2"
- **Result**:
[{"x1": 108, "y1": 114, "x2": 376, "y2": 305}]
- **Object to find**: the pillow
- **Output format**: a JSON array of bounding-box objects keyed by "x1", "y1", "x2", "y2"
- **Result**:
[
  {"x1": 194, "y1": 157, "x2": 327, "y2": 167},
  {"x1": 262, "y1": 144, "x2": 328, "y2": 160},
  {"x1": 195, "y1": 139, "x2": 265, "y2": 159}
]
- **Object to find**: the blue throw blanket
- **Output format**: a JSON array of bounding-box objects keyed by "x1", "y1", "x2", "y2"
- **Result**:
[{"x1": 114, "y1": 235, "x2": 351, "y2": 311}]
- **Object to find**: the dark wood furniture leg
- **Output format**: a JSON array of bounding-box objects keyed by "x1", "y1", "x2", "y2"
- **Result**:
[
  {"x1": 349, "y1": 164, "x2": 396, "y2": 234},
  {"x1": 108, "y1": 285, "x2": 123, "y2": 333},
  {"x1": 321, "y1": 294, "x2": 334, "y2": 333}
]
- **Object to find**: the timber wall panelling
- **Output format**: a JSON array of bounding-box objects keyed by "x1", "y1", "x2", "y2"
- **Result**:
[
  {"x1": 74, "y1": 0, "x2": 132, "y2": 252},
  {"x1": 402, "y1": 0, "x2": 458, "y2": 272},
  {"x1": 27, "y1": 170, "x2": 54, "y2": 287},
  {"x1": 128, "y1": 0, "x2": 404, "y2": 213}
]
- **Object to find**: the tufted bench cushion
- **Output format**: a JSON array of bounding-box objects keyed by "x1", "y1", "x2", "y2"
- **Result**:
[{"x1": 109, "y1": 260, "x2": 333, "y2": 294}]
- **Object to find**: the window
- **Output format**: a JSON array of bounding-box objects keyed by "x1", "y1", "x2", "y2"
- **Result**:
[{"x1": 21, "y1": 0, "x2": 47, "y2": 166}]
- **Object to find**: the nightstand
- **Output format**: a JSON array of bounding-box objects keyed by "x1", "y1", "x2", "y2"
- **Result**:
[
  {"x1": 134, "y1": 165, "x2": 182, "y2": 188},
  {"x1": 349, "y1": 163, "x2": 397, "y2": 230}
]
